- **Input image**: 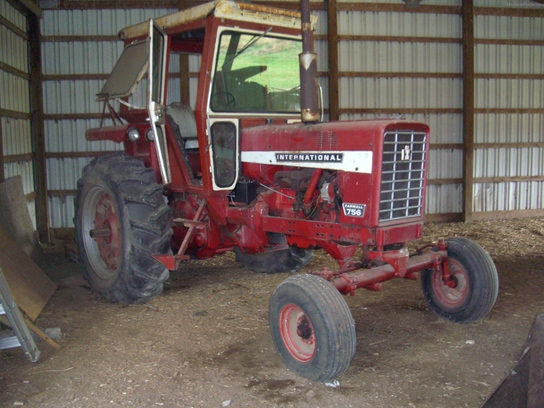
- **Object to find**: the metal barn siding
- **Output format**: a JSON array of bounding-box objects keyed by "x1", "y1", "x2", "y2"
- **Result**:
[
  {"x1": 37, "y1": 1, "x2": 544, "y2": 230},
  {"x1": 41, "y1": 7, "x2": 177, "y2": 230},
  {"x1": 335, "y1": 3, "x2": 463, "y2": 218},
  {"x1": 472, "y1": 4, "x2": 544, "y2": 217},
  {"x1": 0, "y1": 0, "x2": 38, "y2": 228}
]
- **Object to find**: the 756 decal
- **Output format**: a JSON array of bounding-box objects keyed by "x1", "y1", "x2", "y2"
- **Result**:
[{"x1": 343, "y1": 203, "x2": 366, "y2": 218}]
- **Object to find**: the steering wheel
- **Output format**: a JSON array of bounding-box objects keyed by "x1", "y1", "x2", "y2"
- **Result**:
[{"x1": 211, "y1": 92, "x2": 236, "y2": 109}]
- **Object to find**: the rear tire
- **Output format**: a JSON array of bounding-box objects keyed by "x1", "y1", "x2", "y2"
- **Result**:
[
  {"x1": 234, "y1": 246, "x2": 313, "y2": 274},
  {"x1": 75, "y1": 153, "x2": 172, "y2": 303},
  {"x1": 421, "y1": 237, "x2": 499, "y2": 323},
  {"x1": 269, "y1": 274, "x2": 356, "y2": 382}
]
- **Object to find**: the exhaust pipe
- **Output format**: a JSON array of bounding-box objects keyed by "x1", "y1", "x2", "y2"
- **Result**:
[{"x1": 299, "y1": 0, "x2": 319, "y2": 123}]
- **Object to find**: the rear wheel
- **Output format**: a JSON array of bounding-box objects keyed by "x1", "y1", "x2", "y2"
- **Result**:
[
  {"x1": 234, "y1": 246, "x2": 313, "y2": 274},
  {"x1": 269, "y1": 274, "x2": 356, "y2": 382},
  {"x1": 75, "y1": 153, "x2": 172, "y2": 303},
  {"x1": 421, "y1": 237, "x2": 499, "y2": 323}
]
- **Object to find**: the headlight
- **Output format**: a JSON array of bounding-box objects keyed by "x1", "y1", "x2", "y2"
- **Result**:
[
  {"x1": 126, "y1": 127, "x2": 140, "y2": 142},
  {"x1": 146, "y1": 128, "x2": 155, "y2": 141}
]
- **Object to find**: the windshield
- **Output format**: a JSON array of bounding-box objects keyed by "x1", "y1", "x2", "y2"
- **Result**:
[{"x1": 210, "y1": 30, "x2": 302, "y2": 113}]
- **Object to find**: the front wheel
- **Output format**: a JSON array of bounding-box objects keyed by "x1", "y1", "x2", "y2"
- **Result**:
[
  {"x1": 421, "y1": 237, "x2": 499, "y2": 323},
  {"x1": 269, "y1": 274, "x2": 356, "y2": 382}
]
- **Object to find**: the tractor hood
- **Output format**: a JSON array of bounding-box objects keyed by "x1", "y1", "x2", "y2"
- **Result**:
[{"x1": 240, "y1": 119, "x2": 430, "y2": 174}]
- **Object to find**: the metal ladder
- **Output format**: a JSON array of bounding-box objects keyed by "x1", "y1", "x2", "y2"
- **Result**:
[{"x1": 0, "y1": 265, "x2": 40, "y2": 362}]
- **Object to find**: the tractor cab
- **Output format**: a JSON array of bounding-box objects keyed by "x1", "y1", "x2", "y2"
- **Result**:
[{"x1": 89, "y1": 0, "x2": 313, "y2": 194}]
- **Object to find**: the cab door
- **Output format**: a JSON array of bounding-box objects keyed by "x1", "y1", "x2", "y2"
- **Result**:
[{"x1": 147, "y1": 20, "x2": 171, "y2": 184}]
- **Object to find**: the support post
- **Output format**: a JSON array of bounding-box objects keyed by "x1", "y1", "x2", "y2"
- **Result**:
[
  {"x1": 29, "y1": 13, "x2": 50, "y2": 243},
  {"x1": 462, "y1": 0, "x2": 475, "y2": 222},
  {"x1": 0, "y1": 118, "x2": 4, "y2": 183}
]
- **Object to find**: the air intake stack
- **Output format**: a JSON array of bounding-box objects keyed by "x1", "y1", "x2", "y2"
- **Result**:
[{"x1": 299, "y1": 0, "x2": 319, "y2": 123}]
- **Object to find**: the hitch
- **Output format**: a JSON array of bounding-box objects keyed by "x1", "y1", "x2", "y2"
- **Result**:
[{"x1": 153, "y1": 201, "x2": 207, "y2": 271}]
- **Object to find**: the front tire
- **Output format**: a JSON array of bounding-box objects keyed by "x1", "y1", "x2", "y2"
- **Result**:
[
  {"x1": 269, "y1": 274, "x2": 356, "y2": 382},
  {"x1": 75, "y1": 153, "x2": 172, "y2": 303},
  {"x1": 421, "y1": 237, "x2": 499, "y2": 323}
]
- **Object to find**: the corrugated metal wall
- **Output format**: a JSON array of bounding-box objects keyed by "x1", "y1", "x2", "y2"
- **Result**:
[
  {"x1": 331, "y1": 0, "x2": 464, "y2": 218},
  {"x1": 41, "y1": 7, "x2": 177, "y2": 229},
  {"x1": 321, "y1": 0, "x2": 543, "y2": 220},
  {"x1": 38, "y1": 1, "x2": 543, "y2": 229},
  {"x1": 0, "y1": 0, "x2": 37, "y2": 227},
  {"x1": 473, "y1": 0, "x2": 544, "y2": 216}
]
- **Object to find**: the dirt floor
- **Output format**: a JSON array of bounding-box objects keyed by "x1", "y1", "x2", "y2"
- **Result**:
[{"x1": 1, "y1": 217, "x2": 544, "y2": 407}]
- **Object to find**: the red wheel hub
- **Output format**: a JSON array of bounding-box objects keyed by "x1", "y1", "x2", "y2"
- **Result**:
[
  {"x1": 279, "y1": 304, "x2": 316, "y2": 362},
  {"x1": 432, "y1": 259, "x2": 469, "y2": 308},
  {"x1": 93, "y1": 192, "x2": 121, "y2": 270}
]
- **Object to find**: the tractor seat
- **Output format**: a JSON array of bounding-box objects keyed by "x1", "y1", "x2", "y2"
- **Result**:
[{"x1": 166, "y1": 103, "x2": 198, "y2": 149}]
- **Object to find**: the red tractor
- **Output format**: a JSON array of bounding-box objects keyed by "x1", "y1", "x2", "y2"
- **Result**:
[{"x1": 76, "y1": 0, "x2": 499, "y2": 382}]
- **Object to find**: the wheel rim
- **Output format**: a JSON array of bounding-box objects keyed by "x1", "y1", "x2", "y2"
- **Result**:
[
  {"x1": 279, "y1": 304, "x2": 316, "y2": 362},
  {"x1": 81, "y1": 186, "x2": 122, "y2": 279},
  {"x1": 431, "y1": 259, "x2": 470, "y2": 308}
]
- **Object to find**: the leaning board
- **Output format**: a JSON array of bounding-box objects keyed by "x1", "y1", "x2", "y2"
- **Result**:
[{"x1": 0, "y1": 224, "x2": 56, "y2": 321}]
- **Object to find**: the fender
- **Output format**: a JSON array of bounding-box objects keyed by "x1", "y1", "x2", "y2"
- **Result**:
[{"x1": 86, "y1": 124, "x2": 149, "y2": 143}]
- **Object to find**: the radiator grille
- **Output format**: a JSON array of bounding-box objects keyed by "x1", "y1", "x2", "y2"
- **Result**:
[{"x1": 379, "y1": 131, "x2": 427, "y2": 222}]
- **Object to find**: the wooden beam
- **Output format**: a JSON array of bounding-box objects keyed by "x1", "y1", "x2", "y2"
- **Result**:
[
  {"x1": 29, "y1": 13, "x2": 50, "y2": 244},
  {"x1": 339, "y1": 72, "x2": 462, "y2": 79},
  {"x1": 0, "y1": 13, "x2": 29, "y2": 39},
  {"x1": 43, "y1": 113, "x2": 102, "y2": 120},
  {"x1": 316, "y1": 35, "x2": 544, "y2": 47},
  {"x1": 48, "y1": 0, "x2": 177, "y2": 9},
  {"x1": 462, "y1": 0, "x2": 475, "y2": 223},
  {"x1": 474, "y1": 142, "x2": 544, "y2": 149},
  {"x1": 431, "y1": 143, "x2": 463, "y2": 150},
  {"x1": 0, "y1": 117, "x2": 4, "y2": 183},
  {"x1": 329, "y1": 35, "x2": 461, "y2": 44},
  {"x1": 474, "y1": 108, "x2": 544, "y2": 114},
  {"x1": 327, "y1": 0, "x2": 339, "y2": 121},
  {"x1": 427, "y1": 178, "x2": 463, "y2": 185},
  {"x1": 337, "y1": 3, "x2": 460, "y2": 14},
  {"x1": 475, "y1": 6, "x2": 544, "y2": 17},
  {"x1": 474, "y1": 176, "x2": 544, "y2": 183},
  {"x1": 45, "y1": 151, "x2": 116, "y2": 159},
  {"x1": 9, "y1": 0, "x2": 41, "y2": 17},
  {"x1": 339, "y1": 108, "x2": 462, "y2": 115},
  {"x1": 43, "y1": 73, "x2": 110, "y2": 81},
  {"x1": 476, "y1": 38, "x2": 544, "y2": 46},
  {"x1": 425, "y1": 213, "x2": 463, "y2": 223},
  {"x1": 0, "y1": 61, "x2": 30, "y2": 81},
  {"x1": 3, "y1": 153, "x2": 35, "y2": 163},
  {"x1": 41, "y1": 35, "x2": 118, "y2": 42},
  {"x1": 335, "y1": 72, "x2": 542, "y2": 82},
  {"x1": 0, "y1": 109, "x2": 31, "y2": 120}
]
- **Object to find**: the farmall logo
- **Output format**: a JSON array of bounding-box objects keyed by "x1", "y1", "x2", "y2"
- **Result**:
[
  {"x1": 401, "y1": 145, "x2": 411, "y2": 161},
  {"x1": 275, "y1": 153, "x2": 344, "y2": 163}
]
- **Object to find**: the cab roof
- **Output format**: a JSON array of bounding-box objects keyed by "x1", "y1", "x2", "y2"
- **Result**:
[{"x1": 119, "y1": 0, "x2": 318, "y2": 41}]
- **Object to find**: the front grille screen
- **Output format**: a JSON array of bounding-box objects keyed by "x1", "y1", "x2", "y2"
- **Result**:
[{"x1": 379, "y1": 131, "x2": 427, "y2": 222}]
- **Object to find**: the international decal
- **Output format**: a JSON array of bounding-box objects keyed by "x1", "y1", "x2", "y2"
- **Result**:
[{"x1": 275, "y1": 153, "x2": 344, "y2": 163}]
